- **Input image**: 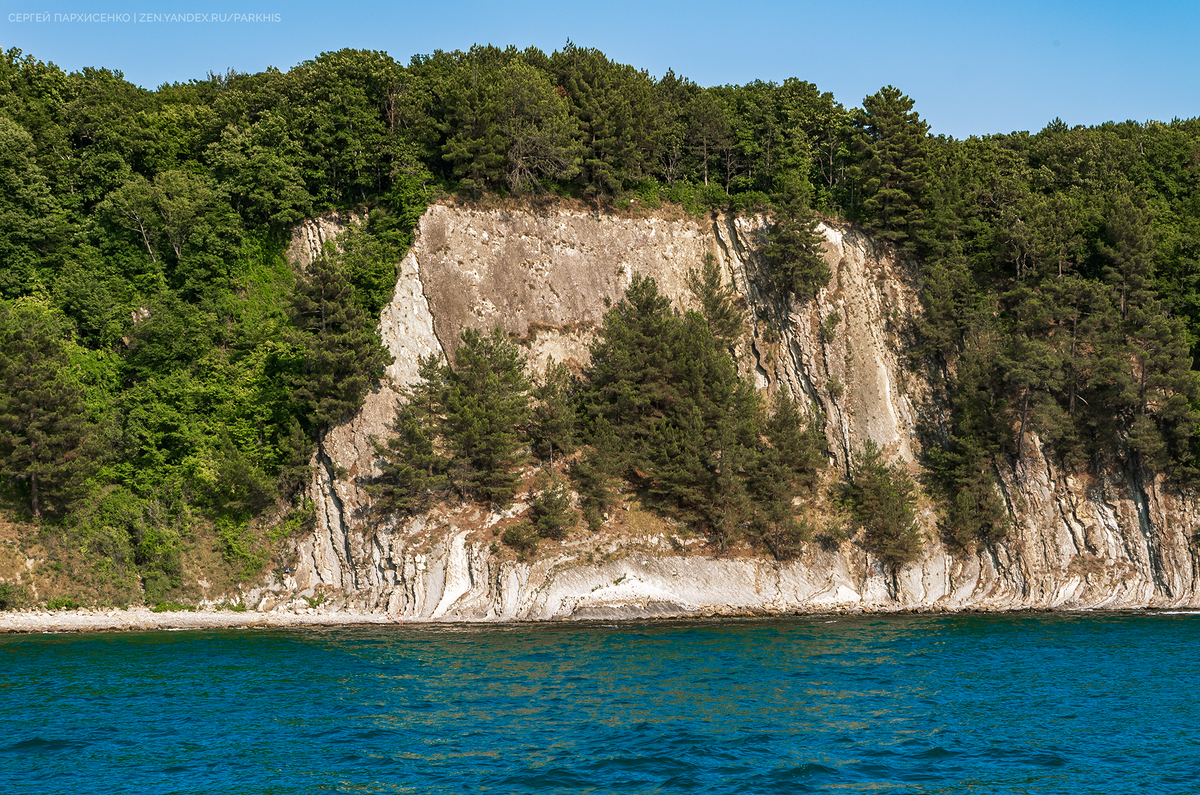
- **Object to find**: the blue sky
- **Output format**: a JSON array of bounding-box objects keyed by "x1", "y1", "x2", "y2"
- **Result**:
[{"x1": 3, "y1": 0, "x2": 1196, "y2": 139}]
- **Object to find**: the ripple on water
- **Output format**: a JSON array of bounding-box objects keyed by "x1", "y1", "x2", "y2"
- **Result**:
[{"x1": 2, "y1": 614, "x2": 1200, "y2": 793}]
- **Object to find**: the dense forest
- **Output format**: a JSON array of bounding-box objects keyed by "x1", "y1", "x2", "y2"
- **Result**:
[{"x1": 1, "y1": 41, "x2": 1198, "y2": 606}]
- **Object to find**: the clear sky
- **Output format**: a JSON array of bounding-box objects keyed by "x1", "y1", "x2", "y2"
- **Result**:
[{"x1": 2, "y1": 0, "x2": 1197, "y2": 139}]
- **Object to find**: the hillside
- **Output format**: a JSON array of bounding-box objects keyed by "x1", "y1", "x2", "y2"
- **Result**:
[{"x1": 1, "y1": 44, "x2": 1199, "y2": 615}]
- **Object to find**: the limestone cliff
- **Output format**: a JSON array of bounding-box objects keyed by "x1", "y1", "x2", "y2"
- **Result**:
[{"x1": 254, "y1": 202, "x2": 1200, "y2": 619}]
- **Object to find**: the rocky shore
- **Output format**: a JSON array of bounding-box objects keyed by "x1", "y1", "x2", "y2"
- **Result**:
[{"x1": 0, "y1": 606, "x2": 400, "y2": 634}]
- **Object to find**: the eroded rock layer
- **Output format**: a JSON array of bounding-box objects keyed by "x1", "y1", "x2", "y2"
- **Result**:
[{"x1": 258, "y1": 203, "x2": 1200, "y2": 619}]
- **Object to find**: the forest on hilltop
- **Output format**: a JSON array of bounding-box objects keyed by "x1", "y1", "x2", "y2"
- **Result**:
[{"x1": 0, "y1": 41, "x2": 1198, "y2": 606}]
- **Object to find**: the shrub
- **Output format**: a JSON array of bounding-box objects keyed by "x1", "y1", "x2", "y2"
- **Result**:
[
  {"x1": 846, "y1": 440, "x2": 923, "y2": 567},
  {"x1": 46, "y1": 596, "x2": 78, "y2": 610},
  {"x1": 501, "y1": 521, "x2": 539, "y2": 557},
  {"x1": 0, "y1": 583, "x2": 25, "y2": 610},
  {"x1": 530, "y1": 474, "x2": 577, "y2": 540}
]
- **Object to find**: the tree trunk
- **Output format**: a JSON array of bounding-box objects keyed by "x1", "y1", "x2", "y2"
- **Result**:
[
  {"x1": 1016, "y1": 390, "x2": 1031, "y2": 461},
  {"x1": 30, "y1": 471, "x2": 40, "y2": 521}
]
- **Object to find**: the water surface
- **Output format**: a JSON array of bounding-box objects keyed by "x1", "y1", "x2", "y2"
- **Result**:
[{"x1": 2, "y1": 612, "x2": 1198, "y2": 793}]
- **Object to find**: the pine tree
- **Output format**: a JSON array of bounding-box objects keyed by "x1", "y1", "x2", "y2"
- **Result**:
[
  {"x1": 686, "y1": 252, "x2": 744, "y2": 346},
  {"x1": 762, "y1": 193, "x2": 830, "y2": 301},
  {"x1": 749, "y1": 447, "x2": 811, "y2": 561},
  {"x1": 443, "y1": 327, "x2": 530, "y2": 506},
  {"x1": 369, "y1": 402, "x2": 448, "y2": 519},
  {"x1": 288, "y1": 252, "x2": 390, "y2": 430},
  {"x1": 748, "y1": 390, "x2": 824, "y2": 560},
  {"x1": 764, "y1": 390, "x2": 826, "y2": 488},
  {"x1": 846, "y1": 440, "x2": 922, "y2": 567},
  {"x1": 850, "y1": 86, "x2": 930, "y2": 252},
  {"x1": 0, "y1": 301, "x2": 99, "y2": 520},
  {"x1": 529, "y1": 472, "x2": 576, "y2": 539},
  {"x1": 530, "y1": 357, "x2": 577, "y2": 470}
]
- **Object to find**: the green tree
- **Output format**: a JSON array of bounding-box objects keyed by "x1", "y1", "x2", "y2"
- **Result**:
[
  {"x1": 850, "y1": 86, "x2": 930, "y2": 251},
  {"x1": 0, "y1": 301, "x2": 99, "y2": 520},
  {"x1": 490, "y1": 60, "x2": 580, "y2": 193},
  {"x1": 529, "y1": 472, "x2": 576, "y2": 539},
  {"x1": 288, "y1": 251, "x2": 389, "y2": 430},
  {"x1": 846, "y1": 439, "x2": 922, "y2": 567},
  {"x1": 549, "y1": 43, "x2": 659, "y2": 196},
  {"x1": 763, "y1": 192, "x2": 830, "y2": 300},
  {"x1": 0, "y1": 115, "x2": 61, "y2": 298},
  {"x1": 686, "y1": 252, "x2": 744, "y2": 347},
  {"x1": 530, "y1": 358, "x2": 577, "y2": 469},
  {"x1": 688, "y1": 90, "x2": 732, "y2": 188},
  {"x1": 443, "y1": 327, "x2": 530, "y2": 505},
  {"x1": 369, "y1": 402, "x2": 448, "y2": 518}
]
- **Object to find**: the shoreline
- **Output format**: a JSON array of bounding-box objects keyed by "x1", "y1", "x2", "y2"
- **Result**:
[{"x1": 3, "y1": 603, "x2": 1196, "y2": 635}]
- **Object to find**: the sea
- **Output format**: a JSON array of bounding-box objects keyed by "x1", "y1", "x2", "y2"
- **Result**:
[{"x1": 1, "y1": 612, "x2": 1198, "y2": 794}]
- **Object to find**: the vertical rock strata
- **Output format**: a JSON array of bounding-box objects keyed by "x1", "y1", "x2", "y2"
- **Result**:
[{"x1": 268, "y1": 204, "x2": 1200, "y2": 619}]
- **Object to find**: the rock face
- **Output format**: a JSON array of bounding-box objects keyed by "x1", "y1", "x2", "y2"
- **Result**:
[{"x1": 267, "y1": 203, "x2": 1200, "y2": 619}]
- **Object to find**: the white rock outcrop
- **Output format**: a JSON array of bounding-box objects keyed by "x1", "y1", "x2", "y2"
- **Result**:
[{"x1": 268, "y1": 204, "x2": 1200, "y2": 620}]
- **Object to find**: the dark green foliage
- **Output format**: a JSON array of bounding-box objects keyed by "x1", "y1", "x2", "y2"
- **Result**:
[
  {"x1": 579, "y1": 274, "x2": 823, "y2": 553},
  {"x1": 570, "y1": 416, "x2": 620, "y2": 530},
  {"x1": 686, "y1": 253, "x2": 744, "y2": 346},
  {"x1": 530, "y1": 358, "x2": 577, "y2": 468},
  {"x1": 0, "y1": 301, "x2": 100, "y2": 520},
  {"x1": 0, "y1": 47, "x2": 428, "y2": 592},
  {"x1": 0, "y1": 583, "x2": 25, "y2": 610},
  {"x1": 443, "y1": 327, "x2": 531, "y2": 506},
  {"x1": 846, "y1": 440, "x2": 923, "y2": 567},
  {"x1": 4, "y1": 39, "x2": 1200, "y2": 580},
  {"x1": 288, "y1": 252, "x2": 390, "y2": 430},
  {"x1": 530, "y1": 472, "x2": 577, "y2": 540},
  {"x1": 764, "y1": 390, "x2": 827, "y2": 489},
  {"x1": 850, "y1": 86, "x2": 930, "y2": 251},
  {"x1": 749, "y1": 391, "x2": 825, "y2": 560},
  {"x1": 762, "y1": 193, "x2": 831, "y2": 300},
  {"x1": 501, "y1": 520, "x2": 539, "y2": 556},
  {"x1": 368, "y1": 403, "x2": 448, "y2": 518}
]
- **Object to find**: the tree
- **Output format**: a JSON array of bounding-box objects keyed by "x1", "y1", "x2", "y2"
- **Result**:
[
  {"x1": 688, "y1": 90, "x2": 732, "y2": 188},
  {"x1": 0, "y1": 115, "x2": 60, "y2": 299},
  {"x1": 530, "y1": 358, "x2": 577, "y2": 470},
  {"x1": 763, "y1": 192, "x2": 830, "y2": 301},
  {"x1": 850, "y1": 86, "x2": 930, "y2": 251},
  {"x1": 582, "y1": 275, "x2": 763, "y2": 549},
  {"x1": 490, "y1": 60, "x2": 580, "y2": 193},
  {"x1": 549, "y1": 43, "x2": 659, "y2": 196},
  {"x1": 686, "y1": 252, "x2": 744, "y2": 347},
  {"x1": 529, "y1": 472, "x2": 576, "y2": 539},
  {"x1": 443, "y1": 327, "x2": 530, "y2": 506},
  {"x1": 288, "y1": 251, "x2": 390, "y2": 431},
  {"x1": 846, "y1": 440, "x2": 922, "y2": 567},
  {"x1": 0, "y1": 301, "x2": 99, "y2": 520},
  {"x1": 369, "y1": 402, "x2": 447, "y2": 519},
  {"x1": 764, "y1": 389, "x2": 826, "y2": 488}
]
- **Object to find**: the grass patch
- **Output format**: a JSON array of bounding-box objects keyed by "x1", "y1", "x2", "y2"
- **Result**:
[{"x1": 151, "y1": 601, "x2": 197, "y2": 613}]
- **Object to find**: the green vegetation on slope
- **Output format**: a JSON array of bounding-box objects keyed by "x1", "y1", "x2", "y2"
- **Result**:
[{"x1": 0, "y1": 41, "x2": 1198, "y2": 603}]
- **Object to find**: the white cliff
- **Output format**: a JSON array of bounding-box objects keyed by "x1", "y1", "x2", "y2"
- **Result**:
[{"x1": 256, "y1": 202, "x2": 1200, "y2": 619}]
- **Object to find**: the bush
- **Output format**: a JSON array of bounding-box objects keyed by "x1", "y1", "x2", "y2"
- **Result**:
[
  {"x1": 530, "y1": 474, "x2": 577, "y2": 540},
  {"x1": 846, "y1": 440, "x2": 923, "y2": 567},
  {"x1": 501, "y1": 521, "x2": 539, "y2": 557},
  {"x1": 0, "y1": 583, "x2": 25, "y2": 610},
  {"x1": 46, "y1": 596, "x2": 78, "y2": 610},
  {"x1": 754, "y1": 514, "x2": 813, "y2": 562},
  {"x1": 217, "y1": 519, "x2": 267, "y2": 578}
]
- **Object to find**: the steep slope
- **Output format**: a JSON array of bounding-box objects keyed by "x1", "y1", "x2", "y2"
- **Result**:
[{"x1": 255, "y1": 203, "x2": 1200, "y2": 618}]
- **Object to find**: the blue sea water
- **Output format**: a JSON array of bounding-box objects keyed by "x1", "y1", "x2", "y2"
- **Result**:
[{"x1": 2, "y1": 612, "x2": 1199, "y2": 794}]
